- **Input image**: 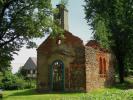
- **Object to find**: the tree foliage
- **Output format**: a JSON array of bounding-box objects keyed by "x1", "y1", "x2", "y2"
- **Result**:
[
  {"x1": 16, "y1": 66, "x2": 26, "y2": 77},
  {"x1": 59, "y1": 0, "x2": 69, "y2": 7},
  {"x1": 0, "y1": 0, "x2": 52, "y2": 47},
  {"x1": 0, "y1": 0, "x2": 60, "y2": 72},
  {"x1": 84, "y1": 0, "x2": 133, "y2": 83}
]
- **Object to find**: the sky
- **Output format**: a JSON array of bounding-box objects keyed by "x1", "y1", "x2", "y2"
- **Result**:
[{"x1": 11, "y1": 0, "x2": 93, "y2": 73}]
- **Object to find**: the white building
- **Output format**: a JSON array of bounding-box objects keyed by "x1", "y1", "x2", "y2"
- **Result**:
[{"x1": 22, "y1": 57, "x2": 37, "y2": 78}]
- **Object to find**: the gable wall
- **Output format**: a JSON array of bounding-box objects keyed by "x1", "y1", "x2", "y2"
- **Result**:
[{"x1": 37, "y1": 32, "x2": 86, "y2": 92}]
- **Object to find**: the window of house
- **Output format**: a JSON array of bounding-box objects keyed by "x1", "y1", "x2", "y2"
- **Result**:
[
  {"x1": 99, "y1": 57, "x2": 107, "y2": 77},
  {"x1": 27, "y1": 70, "x2": 30, "y2": 74},
  {"x1": 33, "y1": 70, "x2": 36, "y2": 74}
]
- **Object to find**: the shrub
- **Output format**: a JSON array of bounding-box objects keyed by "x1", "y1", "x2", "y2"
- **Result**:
[
  {"x1": 24, "y1": 79, "x2": 36, "y2": 89},
  {"x1": 1, "y1": 71, "x2": 25, "y2": 90},
  {"x1": 1, "y1": 71, "x2": 36, "y2": 90},
  {"x1": 1, "y1": 71, "x2": 16, "y2": 90}
]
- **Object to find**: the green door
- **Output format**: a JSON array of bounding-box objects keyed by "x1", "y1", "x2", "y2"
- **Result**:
[{"x1": 50, "y1": 60, "x2": 64, "y2": 91}]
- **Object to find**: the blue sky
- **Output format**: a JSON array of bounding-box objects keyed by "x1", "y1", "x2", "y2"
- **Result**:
[{"x1": 11, "y1": 0, "x2": 93, "y2": 73}]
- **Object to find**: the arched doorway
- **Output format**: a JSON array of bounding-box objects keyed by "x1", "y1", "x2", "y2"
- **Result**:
[{"x1": 50, "y1": 60, "x2": 64, "y2": 91}]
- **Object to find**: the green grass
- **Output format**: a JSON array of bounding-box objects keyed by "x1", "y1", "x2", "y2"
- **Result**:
[
  {"x1": 3, "y1": 76, "x2": 133, "y2": 100},
  {"x1": 3, "y1": 88, "x2": 133, "y2": 100}
]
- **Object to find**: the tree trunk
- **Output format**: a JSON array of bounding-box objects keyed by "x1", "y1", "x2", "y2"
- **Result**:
[
  {"x1": 114, "y1": 37, "x2": 125, "y2": 83},
  {"x1": 118, "y1": 60, "x2": 124, "y2": 83},
  {"x1": 117, "y1": 55, "x2": 125, "y2": 83}
]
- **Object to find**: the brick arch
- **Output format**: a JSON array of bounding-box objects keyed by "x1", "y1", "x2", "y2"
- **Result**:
[
  {"x1": 99, "y1": 57, "x2": 102, "y2": 74},
  {"x1": 103, "y1": 58, "x2": 106, "y2": 74},
  {"x1": 99, "y1": 56, "x2": 107, "y2": 77},
  {"x1": 50, "y1": 60, "x2": 65, "y2": 91}
]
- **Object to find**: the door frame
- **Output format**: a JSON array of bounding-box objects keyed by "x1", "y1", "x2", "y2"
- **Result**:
[{"x1": 50, "y1": 60, "x2": 65, "y2": 91}]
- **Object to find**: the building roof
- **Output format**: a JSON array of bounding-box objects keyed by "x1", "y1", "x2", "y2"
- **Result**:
[
  {"x1": 37, "y1": 30, "x2": 109, "y2": 53},
  {"x1": 37, "y1": 30, "x2": 83, "y2": 51},
  {"x1": 22, "y1": 57, "x2": 37, "y2": 70},
  {"x1": 86, "y1": 40, "x2": 109, "y2": 52},
  {"x1": 85, "y1": 40, "x2": 100, "y2": 49}
]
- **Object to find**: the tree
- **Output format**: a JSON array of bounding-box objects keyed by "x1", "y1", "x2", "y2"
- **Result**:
[
  {"x1": 84, "y1": 0, "x2": 133, "y2": 83},
  {"x1": 0, "y1": 0, "x2": 55, "y2": 72},
  {"x1": 0, "y1": 43, "x2": 15, "y2": 74},
  {"x1": 15, "y1": 66, "x2": 26, "y2": 77},
  {"x1": 0, "y1": 0, "x2": 53, "y2": 48}
]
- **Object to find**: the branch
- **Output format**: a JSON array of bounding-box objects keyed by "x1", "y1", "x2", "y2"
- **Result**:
[
  {"x1": 0, "y1": 4, "x2": 31, "y2": 41},
  {"x1": 0, "y1": 35, "x2": 19, "y2": 48}
]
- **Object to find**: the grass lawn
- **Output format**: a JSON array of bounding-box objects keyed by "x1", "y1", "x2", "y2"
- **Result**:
[
  {"x1": 3, "y1": 76, "x2": 133, "y2": 100},
  {"x1": 3, "y1": 88, "x2": 133, "y2": 100}
]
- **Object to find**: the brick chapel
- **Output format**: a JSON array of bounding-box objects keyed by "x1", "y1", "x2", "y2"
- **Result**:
[{"x1": 37, "y1": 4, "x2": 115, "y2": 92}]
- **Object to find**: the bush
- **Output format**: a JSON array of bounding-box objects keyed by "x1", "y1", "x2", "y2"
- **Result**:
[
  {"x1": 24, "y1": 79, "x2": 36, "y2": 89},
  {"x1": 1, "y1": 71, "x2": 36, "y2": 90},
  {"x1": 1, "y1": 71, "x2": 25, "y2": 90}
]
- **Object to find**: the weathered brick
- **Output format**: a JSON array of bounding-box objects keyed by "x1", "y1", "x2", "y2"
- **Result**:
[{"x1": 37, "y1": 31, "x2": 115, "y2": 92}]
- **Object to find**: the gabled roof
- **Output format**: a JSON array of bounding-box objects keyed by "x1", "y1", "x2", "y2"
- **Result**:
[
  {"x1": 86, "y1": 40, "x2": 109, "y2": 52},
  {"x1": 37, "y1": 30, "x2": 83, "y2": 51},
  {"x1": 85, "y1": 40, "x2": 100, "y2": 49},
  {"x1": 22, "y1": 57, "x2": 37, "y2": 70}
]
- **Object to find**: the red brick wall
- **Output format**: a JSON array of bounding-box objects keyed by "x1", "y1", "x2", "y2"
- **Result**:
[
  {"x1": 37, "y1": 31, "x2": 115, "y2": 92},
  {"x1": 85, "y1": 46, "x2": 115, "y2": 91}
]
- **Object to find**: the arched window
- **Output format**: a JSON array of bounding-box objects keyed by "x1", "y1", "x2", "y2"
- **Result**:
[
  {"x1": 51, "y1": 60, "x2": 64, "y2": 91},
  {"x1": 99, "y1": 57, "x2": 107, "y2": 77},
  {"x1": 99, "y1": 57, "x2": 102, "y2": 74},
  {"x1": 103, "y1": 58, "x2": 106, "y2": 74}
]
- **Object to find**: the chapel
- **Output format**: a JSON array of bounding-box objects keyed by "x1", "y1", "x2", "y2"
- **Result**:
[{"x1": 37, "y1": 4, "x2": 115, "y2": 92}]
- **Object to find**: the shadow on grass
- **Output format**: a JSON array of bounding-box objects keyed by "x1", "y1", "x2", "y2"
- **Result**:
[
  {"x1": 4, "y1": 89, "x2": 37, "y2": 99},
  {"x1": 112, "y1": 76, "x2": 133, "y2": 90},
  {"x1": 8, "y1": 83, "x2": 133, "y2": 97},
  {"x1": 8, "y1": 89, "x2": 38, "y2": 96},
  {"x1": 7, "y1": 76, "x2": 133, "y2": 97},
  {"x1": 8, "y1": 89, "x2": 85, "y2": 97},
  {"x1": 112, "y1": 81, "x2": 133, "y2": 90}
]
